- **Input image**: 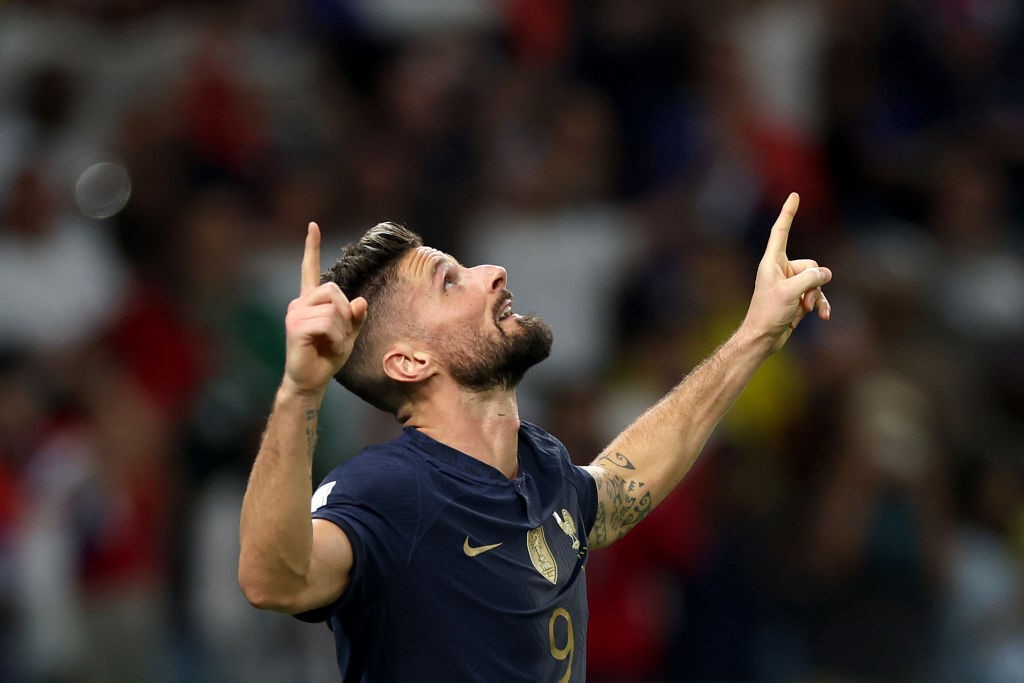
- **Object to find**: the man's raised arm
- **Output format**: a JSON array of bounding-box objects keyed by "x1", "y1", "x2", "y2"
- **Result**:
[
  {"x1": 585, "y1": 193, "x2": 832, "y2": 549},
  {"x1": 238, "y1": 223, "x2": 367, "y2": 613}
]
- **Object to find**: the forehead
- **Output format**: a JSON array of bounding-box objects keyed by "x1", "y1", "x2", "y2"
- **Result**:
[{"x1": 400, "y1": 246, "x2": 457, "y2": 282}]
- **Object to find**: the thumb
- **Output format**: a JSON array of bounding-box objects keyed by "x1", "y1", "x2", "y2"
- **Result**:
[
  {"x1": 350, "y1": 297, "x2": 368, "y2": 334},
  {"x1": 784, "y1": 266, "x2": 832, "y2": 299}
]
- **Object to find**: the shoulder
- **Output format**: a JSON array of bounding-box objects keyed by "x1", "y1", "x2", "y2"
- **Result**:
[
  {"x1": 321, "y1": 434, "x2": 422, "y2": 482},
  {"x1": 312, "y1": 436, "x2": 424, "y2": 512},
  {"x1": 519, "y1": 421, "x2": 569, "y2": 458},
  {"x1": 520, "y1": 421, "x2": 593, "y2": 485},
  {"x1": 520, "y1": 421, "x2": 598, "y2": 532}
]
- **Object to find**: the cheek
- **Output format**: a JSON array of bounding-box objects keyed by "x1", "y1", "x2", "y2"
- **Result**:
[
  {"x1": 416, "y1": 291, "x2": 493, "y2": 338},
  {"x1": 447, "y1": 296, "x2": 490, "y2": 327},
  {"x1": 420, "y1": 308, "x2": 473, "y2": 339}
]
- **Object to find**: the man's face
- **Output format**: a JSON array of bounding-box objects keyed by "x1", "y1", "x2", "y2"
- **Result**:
[{"x1": 399, "y1": 246, "x2": 553, "y2": 391}]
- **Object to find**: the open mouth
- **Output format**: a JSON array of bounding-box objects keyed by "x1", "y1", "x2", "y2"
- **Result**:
[{"x1": 495, "y1": 294, "x2": 514, "y2": 322}]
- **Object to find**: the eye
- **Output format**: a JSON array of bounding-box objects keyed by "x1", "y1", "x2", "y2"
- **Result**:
[{"x1": 443, "y1": 272, "x2": 454, "y2": 291}]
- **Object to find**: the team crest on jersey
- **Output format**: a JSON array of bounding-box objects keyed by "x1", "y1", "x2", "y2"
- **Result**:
[
  {"x1": 552, "y1": 508, "x2": 580, "y2": 550},
  {"x1": 526, "y1": 526, "x2": 557, "y2": 584}
]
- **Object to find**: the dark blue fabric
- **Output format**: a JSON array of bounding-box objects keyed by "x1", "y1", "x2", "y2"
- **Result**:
[{"x1": 296, "y1": 421, "x2": 598, "y2": 682}]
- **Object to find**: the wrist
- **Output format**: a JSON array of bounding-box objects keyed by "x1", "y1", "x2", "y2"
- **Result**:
[
  {"x1": 731, "y1": 321, "x2": 775, "y2": 362},
  {"x1": 277, "y1": 377, "x2": 327, "y2": 407}
]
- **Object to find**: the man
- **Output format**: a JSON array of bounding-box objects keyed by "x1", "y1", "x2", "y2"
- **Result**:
[{"x1": 238, "y1": 193, "x2": 831, "y2": 681}]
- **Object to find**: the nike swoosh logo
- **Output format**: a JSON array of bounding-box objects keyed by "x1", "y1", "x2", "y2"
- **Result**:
[{"x1": 463, "y1": 536, "x2": 502, "y2": 557}]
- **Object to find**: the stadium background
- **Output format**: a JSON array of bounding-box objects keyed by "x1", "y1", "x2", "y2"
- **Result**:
[{"x1": 1, "y1": 0, "x2": 1023, "y2": 681}]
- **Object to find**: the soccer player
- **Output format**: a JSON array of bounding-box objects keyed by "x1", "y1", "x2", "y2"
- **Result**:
[{"x1": 238, "y1": 193, "x2": 831, "y2": 681}]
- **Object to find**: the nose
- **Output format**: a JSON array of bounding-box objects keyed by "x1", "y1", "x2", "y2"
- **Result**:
[{"x1": 476, "y1": 264, "x2": 507, "y2": 291}]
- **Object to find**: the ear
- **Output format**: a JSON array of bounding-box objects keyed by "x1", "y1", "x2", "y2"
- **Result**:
[{"x1": 382, "y1": 342, "x2": 435, "y2": 384}]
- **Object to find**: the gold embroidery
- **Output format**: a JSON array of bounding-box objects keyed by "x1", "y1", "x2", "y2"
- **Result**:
[
  {"x1": 463, "y1": 537, "x2": 502, "y2": 557},
  {"x1": 548, "y1": 607, "x2": 574, "y2": 682},
  {"x1": 526, "y1": 527, "x2": 557, "y2": 584},
  {"x1": 552, "y1": 509, "x2": 580, "y2": 550}
]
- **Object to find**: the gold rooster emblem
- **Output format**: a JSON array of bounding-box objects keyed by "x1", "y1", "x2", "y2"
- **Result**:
[{"x1": 552, "y1": 508, "x2": 580, "y2": 550}]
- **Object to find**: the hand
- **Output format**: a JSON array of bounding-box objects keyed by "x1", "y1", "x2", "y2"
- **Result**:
[
  {"x1": 282, "y1": 222, "x2": 367, "y2": 397},
  {"x1": 741, "y1": 193, "x2": 832, "y2": 354}
]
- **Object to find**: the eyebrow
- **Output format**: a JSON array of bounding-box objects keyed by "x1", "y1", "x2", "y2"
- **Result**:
[{"x1": 431, "y1": 254, "x2": 460, "y2": 283}]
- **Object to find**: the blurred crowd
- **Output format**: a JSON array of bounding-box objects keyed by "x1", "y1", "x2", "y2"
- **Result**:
[{"x1": 1, "y1": 0, "x2": 1023, "y2": 681}]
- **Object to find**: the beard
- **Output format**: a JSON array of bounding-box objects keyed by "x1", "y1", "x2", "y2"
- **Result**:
[{"x1": 443, "y1": 314, "x2": 553, "y2": 392}]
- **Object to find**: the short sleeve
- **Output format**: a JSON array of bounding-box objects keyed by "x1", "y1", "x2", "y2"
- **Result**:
[
  {"x1": 294, "y1": 450, "x2": 422, "y2": 622},
  {"x1": 521, "y1": 421, "x2": 599, "y2": 539},
  {"x1": 569, "y1": 464, "x2": 598, "y2": 538}
]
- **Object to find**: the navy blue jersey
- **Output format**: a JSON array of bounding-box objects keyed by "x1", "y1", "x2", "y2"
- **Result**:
[{"x1": 296, "y1": 421, "x2": 598, "y2": 682}]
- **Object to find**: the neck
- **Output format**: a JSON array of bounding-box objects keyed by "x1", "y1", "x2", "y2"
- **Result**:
[{"x1": 404, "y1": 382, "x2": 521, "y2": 479}]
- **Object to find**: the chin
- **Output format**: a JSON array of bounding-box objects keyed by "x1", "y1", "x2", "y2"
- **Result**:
[{"x1": 452, "y1": 314, "x2": 553, "y2": 392}]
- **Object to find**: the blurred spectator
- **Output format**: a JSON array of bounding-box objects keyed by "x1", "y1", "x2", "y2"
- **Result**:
[
  {"x1": 0, "y1": 352, "x2": 47, "y2": 680},
  {"x1": 804, "y1": 373, "x2": 950, "y2": 680},
  {"x1": 466, "y1": 82, "x2": 637, "y2": 413},
  {"x1": 931, "y1": 142, "x2": 1024, "y2": 344},
  {"x1": 14, "y1": 362, "x2": 173, "y2": 683},
  {"x1": 938, "y1": 448, "x2": 1024, "y2": 683},
  {"x1": 0, "y1": 167, "x2": 126, "y2": 353}
]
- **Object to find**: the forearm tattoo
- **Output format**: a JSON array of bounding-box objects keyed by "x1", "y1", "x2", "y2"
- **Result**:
[
  {"x1": 305, "y1": 409, "x2": 318, "y2": 463},
  {"x1": 590, "y1": 451, "x2": 653, "y2": 547}
]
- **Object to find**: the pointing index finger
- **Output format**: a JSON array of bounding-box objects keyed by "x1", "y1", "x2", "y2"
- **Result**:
[
  {"x1": 301, "y1": 222, "x2": 322, "y2": 295},
  {"x1": 765, "y1": 193, "x2": 800, "y2": 259}
]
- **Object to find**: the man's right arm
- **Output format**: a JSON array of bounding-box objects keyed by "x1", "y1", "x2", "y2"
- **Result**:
[{"x1": 238, "y1": 222, "x2": 367, "y2": 614}]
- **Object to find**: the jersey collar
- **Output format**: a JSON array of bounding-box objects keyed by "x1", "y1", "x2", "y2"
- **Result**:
[{"x1": 401, "y1": 427, "x2": 527, "y2": 487}]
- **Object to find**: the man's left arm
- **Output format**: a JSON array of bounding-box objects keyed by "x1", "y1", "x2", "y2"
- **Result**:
[{"x1": 584, "y1": 193, "x2": 832, "y2": 549}]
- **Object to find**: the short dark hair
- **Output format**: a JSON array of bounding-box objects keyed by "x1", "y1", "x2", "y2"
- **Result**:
[{"x1": 321, "y1": 222, "x2": 423, "y2": 414}]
